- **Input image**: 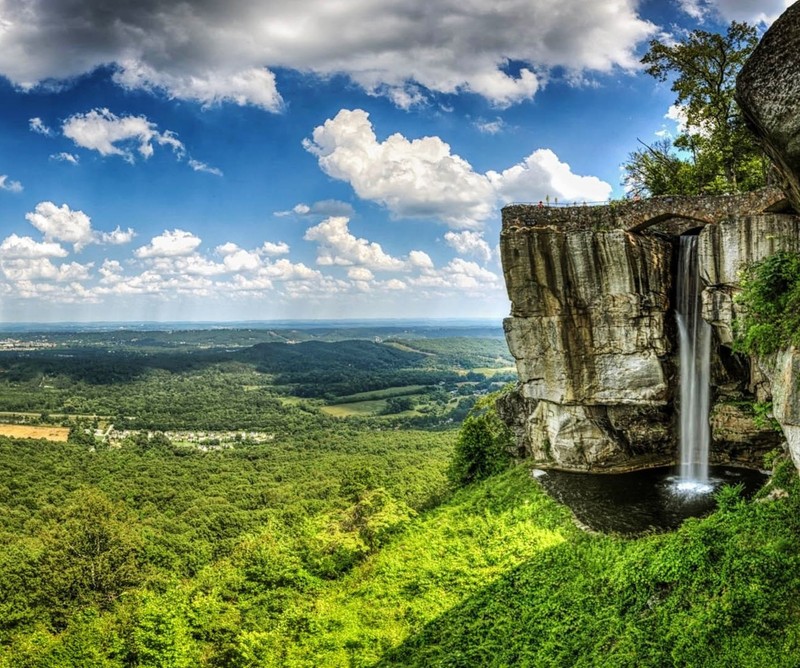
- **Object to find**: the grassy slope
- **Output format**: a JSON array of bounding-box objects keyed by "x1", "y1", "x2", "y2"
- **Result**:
[
  {"x1": 270, "y1": 465, "x2": 800, "y2": 667},
  {"x1": 245, "y1": 466, "x2": 574, "y2": 666}
]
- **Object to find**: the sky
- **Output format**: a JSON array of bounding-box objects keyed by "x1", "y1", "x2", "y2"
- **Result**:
[{"x1": 0, "y1": 0, "x2": 791, "y2": 323}]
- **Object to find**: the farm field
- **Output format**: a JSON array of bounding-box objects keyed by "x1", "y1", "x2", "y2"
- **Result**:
[{"x1": 0, "y1": 423, "x2": 69, "y2": 441}]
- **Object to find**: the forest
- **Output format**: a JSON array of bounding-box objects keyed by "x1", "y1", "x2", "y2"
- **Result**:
[{"x1": 0, "y1": 324, "x2": 798, "y2": 666}]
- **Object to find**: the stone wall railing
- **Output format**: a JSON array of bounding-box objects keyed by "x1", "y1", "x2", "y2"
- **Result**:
[{"x1": 502, "y1": 187, "x2": 788, "y2": 233}]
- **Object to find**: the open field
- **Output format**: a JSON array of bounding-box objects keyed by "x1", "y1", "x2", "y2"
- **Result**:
[
  {"x1": 0, "y1": 423, "x2": 69, "y2": 441},
  {"x1": 471, "y1": 366, "x2": 517, "y2": 377},
  {"x1": 321, "y1": 399, "x2": 388, "y2": 417},
  {"x1": 329, "y1": 384, "x2": 428, "y2": 404}
]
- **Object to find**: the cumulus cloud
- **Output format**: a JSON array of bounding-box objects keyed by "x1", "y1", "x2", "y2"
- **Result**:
[
  {"x1": 135, "y1": 229, "x2": 202, "y2": 258},
  {"x1": 444, "y1": 231, "x2": 493, "y2": 264},
  {"x1": 408, "y1": 250, "x2": 435, "y2": 270},
  {"x1": 63, "y1": 108, "x2": 184, "y2": 162},
  {"x1": 677, "y1": 0, "x2": 791, "y2": 24},
  {"x1": 261, "y1": 241, "x2": 290, "y2": 256},
  {"x1": 23, "y1": 202, "x2": 136, "y2": 251},
  {"x1": 0, "y1": 234, "x2": 68, "y2": 259},
  {"x1": 0, "y1": 175, "x2": 23, "y2": 193},
  {"x1": 112, "y1": 61, "x2": 283, "y2": 112},
  {"x1": 98, "y1": 226, "x2": 136, "y2": 245},
  {"x1": 1, "y1": 258, "x2": 92, "y2": 283},
  {"x1": 0, "y1": 0, "x2": 655, "y2": 108},
  {"x1": 25, "y1": 202, "x2": 94, "y2": 250},
  {"x1": 306, "y1": 110, "x2": 612, "y2": 227},
  {"x1": 488, "y1": 149, "x2": 613, "y2": 204},
  {"x1": 409, "y1": 258, "x2": 502, "y2": 292},
  {"x1": 304, "y1": 216, "x2": 406, "y2": 271},
  {"x1": 347, "y1": 267, "x2": 375, "y2": 282},
  {"x1": 304, "y1": 109, "x2": 495, "y2": 228}
]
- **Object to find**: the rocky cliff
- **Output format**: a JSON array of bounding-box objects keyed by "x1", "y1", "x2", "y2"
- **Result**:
[
  {"x1": 737, "y1": 1, "x2": 800, "y2": 213},
  {"x1": 500, "y1": 193, "x2": 790, "y2": 471},
  {"x1": 736, "y1": 3, "x2": 800, "y2": 474}
]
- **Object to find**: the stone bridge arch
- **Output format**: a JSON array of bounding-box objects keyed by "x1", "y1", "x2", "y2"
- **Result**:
[{"x1": 622, "y1": 187, "x2": 789, "y2": 232}]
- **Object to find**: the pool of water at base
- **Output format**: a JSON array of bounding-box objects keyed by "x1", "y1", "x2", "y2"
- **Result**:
[{"x1": 535, "y1": 465, "x2": 769, "y2": 536}]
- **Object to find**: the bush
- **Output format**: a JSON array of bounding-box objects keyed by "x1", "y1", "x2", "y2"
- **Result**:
[
  {"x1": 448, "y1": 393, "x2": 514, "y2": 485},
  {"x1": 735, "y1": 251, "x2": 800, "y2": 355}
]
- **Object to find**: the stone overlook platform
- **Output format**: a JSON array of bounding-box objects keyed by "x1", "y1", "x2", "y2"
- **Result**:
[{"x1": 502, "y1": 187, "x2": 789, "y2": 233}]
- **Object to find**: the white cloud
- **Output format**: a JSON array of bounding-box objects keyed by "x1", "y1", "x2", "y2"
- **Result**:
[
  {"x1": 98, "y1": 259, "x2": 124, "y2": 283},
  {"x1": 25, "y1": 202, "x2": 93, "y2": 250},
  {"x1": 261, "y1": 241, "x2": 290, "y2": 256},
  {"x1": 408, "y1": 250, "x2": 434, "y2": 270},
  {"x1": 0, "y1": 175, "x2": 23, "y2": 193},
  {"x1": 305, "y1": 109, "x2": 495, "y2": 229},
  {"x1": 444, "y1": 231, "x2": 493, "y2": 264},
  {"x1": 0, "y1": 234, "x2": 68, "y2": 259},
  {"x1": 347, "y1": 267, "x2": 375, "y2": 281},
  {"x1": 666, "y1": 104, "x2": 689, "y2": 133},
  {"x1": 63, "y1": 108, "x2": 184, "y2": 162},
  {"x1": 135, "y1": 229, "x2": 202, "y2": 258},
  {"x1": 113, "y1": 61, "x2": 283, "y2": 112},
  {"x1": 1, "y1": 258, "x2": 92, "y2": 283},
  {"x1": 0, "y1": 1, "x2": 655, "y2": 108},
  {"x1": 304, "y1": 216, "x2": 406, "y2": 271},
  {"x1": 50, "y1": 152, "x2": 80, "y2": 165},
  {"x1": 29, "y1": 117, "x2": 53, "y2": 136},
  {"x1": 24, "y1": 202, "x2": 135, "y2": 251},
  {"x1": 223, "y1": 249, "x2": 262, "y2": 272},
  {"x1": 677, "y1": 0, "x2": 791, "y2": 24},
  {"x1": 409, "y1": 258, "x2": 502, "y2": 292},
  {"x1": 262, "y1": 259, "x2": 320, "y2": 281},
  {"x1": 214, "y1": 243, "x2": 262, "y2": 271},
  {"x1": 475, "y1": 118, "x2": 506, "y2": 135},
  {"x1": 382, "y1": 278, "x2": 407, "y2": 291},
  {"x1": 188, "y1": 158, "x2": 223, "y2": 177},
  {"x1": 98, "y1": 226, "x2": 136, "y2": 245},
  {"x1": 275, "y1": 200, "x2": 355, "y2": 218},
  {"x1": 306, "y1": 110, "x2": 612, "y2": 227},
  {"x1": 677, "y1": 0, "x2": 707, "y2": 20},
  {"x1": 489, "y1": 149, "x2": 612, "y2": 204}
]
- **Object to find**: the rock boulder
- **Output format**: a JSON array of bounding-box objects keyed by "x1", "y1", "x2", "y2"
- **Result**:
[{"x1": 737, "y1": 2, "x2": 800, "y2": 212}]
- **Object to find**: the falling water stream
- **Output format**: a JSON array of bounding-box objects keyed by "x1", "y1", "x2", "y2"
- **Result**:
[
  {"x1": 675, "y1": 234, "x2": 712, "y2": 491},
  {"x1": 532, "y1": 234, "x2": 769, "y2": 534}
]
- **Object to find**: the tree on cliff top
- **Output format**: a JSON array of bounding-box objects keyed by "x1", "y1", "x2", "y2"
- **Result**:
[{"x1": 623, "y1": 21, "x2": 767, "y2": 196}]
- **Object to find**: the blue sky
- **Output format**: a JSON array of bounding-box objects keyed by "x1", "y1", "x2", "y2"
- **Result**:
[{"x1": 0, "y1": 0, "x2": 789, "y2": 322}]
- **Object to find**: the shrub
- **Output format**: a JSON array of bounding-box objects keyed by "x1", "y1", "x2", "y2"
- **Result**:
[
  {"x1": 448, "y1": 393, "x2": 514, "y2": 485},
  {"x1": 735, "y1": 251, "x2": 800, "y2": 355}
]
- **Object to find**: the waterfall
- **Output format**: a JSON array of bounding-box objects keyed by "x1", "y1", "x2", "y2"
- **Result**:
[{"x1": 675, "y1": 235, "x2": 711, "y2": 485}]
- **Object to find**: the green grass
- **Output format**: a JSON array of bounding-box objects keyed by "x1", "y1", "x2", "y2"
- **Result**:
[
  {"x1": 4, "y1": 430, "x2": 800, "y2": 667},
  {"x1": 321, "y1": 399, "x2": 389, "y2": 417},
  {"x1": 228, "y1": 466, "x2": 574, "y2": 666},
  {"x1": 328, "y1": 385, "x2": 429, "y2": 404},
  {"x1": 239, "y1": 464, "x2": 800, "y2": 667}
]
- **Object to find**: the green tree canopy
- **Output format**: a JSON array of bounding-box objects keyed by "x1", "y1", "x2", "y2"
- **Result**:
[{"x1": 624, "y1": 21, "x2": 767, "y2": 196}]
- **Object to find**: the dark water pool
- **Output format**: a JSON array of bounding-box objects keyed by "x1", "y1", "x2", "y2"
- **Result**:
[{"x1": 535, "y1": 465, "x2": 769, "y2": 536}]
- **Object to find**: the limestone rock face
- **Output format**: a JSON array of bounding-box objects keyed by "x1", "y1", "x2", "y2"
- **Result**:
[
  {"x1": 760, "y1": 348, "x2": 800, "y2": 470},
  {"x1": 698, "y1": 214, "x2": 800, "y2": 344},
  {"x1": 736, "y1": 2, "x2": 800, "y2": 212},
  {"x1": 500, "y1": 225, "x2": 674, "y2": 469}
]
